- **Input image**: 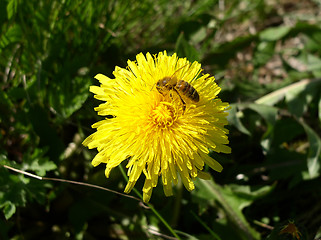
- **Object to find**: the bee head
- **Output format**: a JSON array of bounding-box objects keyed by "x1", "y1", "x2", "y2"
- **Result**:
[{"x1": 157, "y1": 77, "x2": 175, "y2": 88}]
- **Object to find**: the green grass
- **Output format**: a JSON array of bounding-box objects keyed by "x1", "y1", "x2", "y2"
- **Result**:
[{"x1": 1, "y1": 0, "x2": 321, "y2": 239}]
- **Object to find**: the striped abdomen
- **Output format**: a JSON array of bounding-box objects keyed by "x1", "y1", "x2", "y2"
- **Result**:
[{"x1": 175, "y1": 80, "x2": 199, "y2": 102}]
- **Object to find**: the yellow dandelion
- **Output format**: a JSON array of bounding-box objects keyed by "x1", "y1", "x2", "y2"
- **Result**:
[{"x1": 83, "y1": 51, "x2": 231, "y2": 202}]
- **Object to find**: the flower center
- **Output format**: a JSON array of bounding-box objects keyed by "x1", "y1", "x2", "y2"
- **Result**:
[{"x1": 151, "y1": 102, "x2": 178, "y2": 129}]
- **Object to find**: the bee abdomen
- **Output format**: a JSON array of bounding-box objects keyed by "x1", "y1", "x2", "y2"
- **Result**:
[{"x1": 176, "y1": 80, "x2": 199, "y2": 102}]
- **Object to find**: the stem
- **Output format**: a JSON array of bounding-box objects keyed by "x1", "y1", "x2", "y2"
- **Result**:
[
  {"x1": 190, "y1": 211, "x2": 222, "y2": 240},
  {"x1": 171, "y1": 179, "x2": 183, "y2": 227},
  {"x1": 118, "y1": 165, "x2": 181, "y2": 240}
]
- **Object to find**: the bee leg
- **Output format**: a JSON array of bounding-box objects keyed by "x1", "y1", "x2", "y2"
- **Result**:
[
  {"x1": 173, "y1": 89, "x2": 186, "y2": 113},
  {"x1": 181, "y1": 100, "x2": 186, "y2": 112}
]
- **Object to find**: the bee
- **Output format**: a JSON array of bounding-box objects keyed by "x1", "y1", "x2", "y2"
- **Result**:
[{"x1": 156, "y1": 65, "x2": 199, "y2": 112}]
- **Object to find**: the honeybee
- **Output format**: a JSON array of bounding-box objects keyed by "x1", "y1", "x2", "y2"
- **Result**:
[{"x1": 156, "y1": 66, "x2": 199, "y2": 112}]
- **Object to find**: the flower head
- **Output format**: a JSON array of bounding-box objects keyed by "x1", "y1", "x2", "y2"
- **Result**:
[{"x1": 83, "y1": 51, "x2": 231, "y2": 202}]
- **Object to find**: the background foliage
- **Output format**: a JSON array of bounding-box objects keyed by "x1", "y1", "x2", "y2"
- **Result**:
[{"x1": 1, "y1": 0, "x2": 321, "y2": 239}]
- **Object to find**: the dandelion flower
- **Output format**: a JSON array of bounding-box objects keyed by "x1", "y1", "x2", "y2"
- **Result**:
[{"x1": 83, "y1": 51, "x2": 231, "y2": 202}]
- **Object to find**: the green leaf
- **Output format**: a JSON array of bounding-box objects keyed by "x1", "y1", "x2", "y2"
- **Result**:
[
  {"x1": 0, "y1": 165, "x2": 52, "y2": 219},
  {"x1": 266, "y1": 148, "x2": 306, "y2": 187},
  {"x1": 319, "y1": 96, "x2": 321, "y2": 122},
  {"x1": 175, "y1": 32, "x2": 200, "y2": 62},
  {"x1": 0, "y1": 168, "x2": 25, "y2": 219},
  {"x1": 190, "y1": 26, "x2": 207, "y2": 44},
  {"x1": 194, "y1": 179, "x2": 269, "y2": 240},
  {"x1": 1, "y1": 201, "x2": 16, "y2": 220},
  {"x1": 246, "y1": 103, "x2": 278, "y2": 126},
  {"x1": 48, "y1": 76, "x2": 91, "y2": 119},
  {"x1": 253, "y1": 41, "x2": 275, "y2": 66},
  {"x1": 255, "y1": 79, "x2": 321, "y2": 108},
  {"x1": 63, "y1": 77, "x2": 91, "y2": 118},
  {"x1": 227, "y1": 104, "x2": 251, "y2": 135},
  {"x1": 269, "y1": 118, "x2": 305, "y2": 148},
  {"x1": 228, "y1": 103, "x2": 278, "y2": 138},
  {"x1": 299, "y1": 120, "x2": 321, "y2": 179},
  {"x1": 259, "y1": 26, "x2": 291, "y2": 41},
  {"x1": 305, "y1": 29, "x2": 321, "y2": 52},
  {"x1": 285, "y1": 78, "x2": 321, "y2": 117},
  {"x1": 0, "y1": 24, "x2": 22, "y2": 48},
  {"x1": 304, "y1": 54, "x2": 321, "y2": 72},
  {"x1": 6, "y1": 0, "x2": 19, "y2": 19},
  {"x1": 21, "y1": 148, "x2": 57, "y2": 177},
  {"x1": 0, "y1": 89, "x2": 14, "y2": 124},
  {"x1": 205, "y1": 34, "x2": 257, "y2": 67}
]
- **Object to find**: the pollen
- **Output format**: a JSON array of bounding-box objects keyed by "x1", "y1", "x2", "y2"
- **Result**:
[{"x1": 151, "y1": 102, "x2": 178, "y2": 129}]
